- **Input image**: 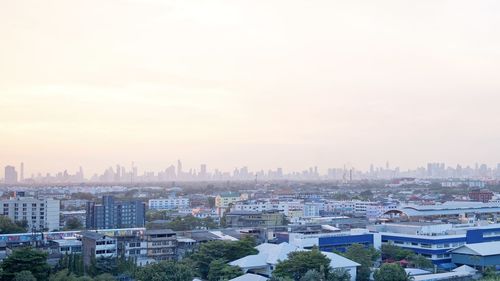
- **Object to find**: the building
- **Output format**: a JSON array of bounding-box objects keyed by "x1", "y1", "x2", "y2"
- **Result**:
[
  {"x1": 468, "y1": 189, "x2": 494, "y2": 203},
  {"x1": 145, "y1": 229, "x2": 177, "y2": 261},
  {"x1": 4, "y1": 166, "x2": 18, "y2": 184},
  {"x1": 303, "y1": 202, "x2": 323, "y2": 217},
  {"x1": 229, "y1": 242, "x2": 359, "y2": 281},
  {"x1": 49, "y1": 239, "x2": 82, "y2": 255},
  {"x1": 450, "y1": 241, "x2": 500, "y2": 269},
  {"x1": 149, "y1": 196, "x2": 190, "y2": 210},
  {"x1": 86, "y1": 196, "x2": 145, "y2": 229},
  {"x1": 81, "y1": 231, "x2": 117, "y2": 267},
  {"x1": 0, "y1": 196, "x2": 60, "y2": 231},
  {"x1": 215, "y1": 192, "x2": 242, "y2": 208},
  {"x1": 441, "y1": 179, "x2": 485, "y2": 188},
  {"x1": 117, "y1": 235, "x2": 148, "y2": 262},
  {"x1": 225, "y1": 211, "x2": 285, "y2": 228}
]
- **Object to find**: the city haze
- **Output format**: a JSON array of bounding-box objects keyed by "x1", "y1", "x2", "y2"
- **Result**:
[{"x1": 2, "y1": 0, "x2": 500, "y2": 176}]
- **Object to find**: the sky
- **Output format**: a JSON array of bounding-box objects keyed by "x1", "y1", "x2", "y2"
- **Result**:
[{"x1": 1, "y1": 0, "x2": 500, "y2": 176}]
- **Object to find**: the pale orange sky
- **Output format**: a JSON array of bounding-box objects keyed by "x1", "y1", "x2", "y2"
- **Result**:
[{"x1": 1, "y1": 0, "x2": 500, "y2": 176}]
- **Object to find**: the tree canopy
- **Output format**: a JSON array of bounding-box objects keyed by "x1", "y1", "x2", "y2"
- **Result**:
[
  {"x1": 1, "y1": 247, "x2": 51, "y2": 281},
  {"x1": 134, "y1": 261, "x2": 194, "y2": 281},
  {"x1": 0, "y1": 216, "x2": 27, "y2": 234},
  {"x1": 343, "y1": 244, "x2": 379, "y2": 281},
  {"x1": 272, "y1": 248, "x2": 332, "y2": 281},
  {"x1": 190, "y1": 236, "x2": 258, "y2": 279},
  {"x1": 373, "y1": 264, "x2": 410, "y2": 281}
]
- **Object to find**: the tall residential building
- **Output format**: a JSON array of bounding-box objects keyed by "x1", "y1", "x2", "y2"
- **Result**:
[
  {"x1": 86, "y1": 196, "x2": 145, "y2": 229},
  {"x1": 4, "y1": 166, "x2": 18, "y2": 184},
  {"x1": 0, "y1": 196, "x2": 60, "y2": 231}
]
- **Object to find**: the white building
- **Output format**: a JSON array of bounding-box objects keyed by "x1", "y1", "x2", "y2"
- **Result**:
[
  {"x1": 229, "y1": 242, "x2": 359, "y2": 281},
  {"x1": 0, "y1": 196, "x2": 60, "y2": 231},
  {"x1": 149, "y1": 197, "x2": 190, "y2": 210},
  {"x1": 303, "y1": 202, "x2": 323, "y2": 217}
]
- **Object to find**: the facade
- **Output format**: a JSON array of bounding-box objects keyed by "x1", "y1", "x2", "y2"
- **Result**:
[
  {"x1": 0, "y1": 196, "x2": 60, "y2": 231},
  {"x1": 81, "y1": 231, "x2": 117, "y2": 267},
  {"x1": 225, "y1": 211, "x2": 285, "y2": 227},
  {"x1": 117, "y1": 236, "x2": 147, "y2": 260},
  {"x1": 149, "y1": 197, "x2": 190, "y2": 210},
  {"x1": 303, "y1": 202, "x2": 323, "y2": 217},
  {"x1": 49, "y1": 239, "x2": 82, "y2": 255},
  {"x1": 145, "y1": 229, "x2": 177, "y2": 261},
  {"x1": 215, "y1": 192, "x2": 242, "y2": 208},
  {"x1": 86, "y1": 196, "x2": 145, "y2": 229},
  {"x1": 468, "y1": 189, "x2": 493, "y2": 203},
  {"x1": 450, "y1": 241, "x2": 500, "y2": 268}
]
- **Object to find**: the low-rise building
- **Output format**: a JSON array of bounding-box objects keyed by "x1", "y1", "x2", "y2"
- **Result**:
[
  {"x1": 81, "y1": 232, "x2": 117, "y2": 267},
  {"x1": 229, "y1": 242, "x2": 359, "y2": 281},
  {"x1": 149, "y1": 197, "x2": 190, "y2": 210},
  {"x1": 225, "y1": 211, "x2": 285, "y2": 228},
  {"x1": 145, "y1": 229, "x2": 177, "y2": 261}
]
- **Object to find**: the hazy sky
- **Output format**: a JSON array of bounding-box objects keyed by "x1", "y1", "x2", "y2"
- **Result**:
[{"x1": 1, "y1": 0, "x2": 500, "y2": 176}]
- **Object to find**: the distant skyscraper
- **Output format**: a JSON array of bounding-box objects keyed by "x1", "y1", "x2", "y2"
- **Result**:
[
  {"x1": 177, "y1": 160, "x2": 183, "y2": 178},
  {"x1": 19, "y1": 162, "x2": 24, "y2": 182},
  {"x1": 200, "y1": 164, "x2": 207, "y2": 178},
  {"x1": 4, "y1": 166, "x2": 18, "y2": 184}
]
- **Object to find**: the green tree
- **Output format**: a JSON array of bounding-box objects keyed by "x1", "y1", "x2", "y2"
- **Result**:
[
  {"x1": 87, "y1": 257, "x2": 117, "y2": 276},
  {"x1": 273, "y1": 248, "x2": 331, "y2": 281},
  {"x1": 1, "y1": 247, "x2": 50, "y2": 281},
  {"x1": 190, "y1": 237, "x2": 258, "y2": 279},
  {"x1": 93, "y1": 273, "x2": 116, "y2": 281},
  {"x1": 64, "y1": 217, "x2": 84, "y2": 230},
  {"x1": 134, "y1": 261, "x2": 194, "y2": 281},
  {"x1": 328, "y1": 269, "x2": 351, "y2": 281},
  {"x1": 373, "y1": 264, "x2": 410, "y2": 281},
  {"x1": 13, "y1": 271, "x2": 37, "y2": 281},
  {"x1": 49, "y1": 269, "x2": 79, "y2": 281},
  {"x1": 0, "y1": 215, "x2": 27, "y2": 234},
  {"x1": 300, "y1": 270, "x2": 324, "y2": 281},
  {"x1": 56, "y1": 254, "x2": 84, "y2": 276},
  {"x1": 343, "y1": 244, "x2": 379, "y2": 281},
  {"x1": 409, "y1": 255, "x2": 432, "y2": 269},
  {"x1": 381, "y1": 244, "x2": 413, "y2": 261},
  {"x1": 269, "y1": 277, "x2": 294, "y2": 281},
  {"x1": 207, "y1": 259, "x2": 243, "y2": 281}
]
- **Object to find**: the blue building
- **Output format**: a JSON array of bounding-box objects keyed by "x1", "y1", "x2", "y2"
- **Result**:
[
  {"x1": 86, "y1": 196, "x2": 146, "y2": 229},
  {"x1": 282, "y1": 222, "x2": 500, "y2": 268}
]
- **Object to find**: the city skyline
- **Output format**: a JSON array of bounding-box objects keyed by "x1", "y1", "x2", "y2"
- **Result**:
[
  {"x1": 2, "y1": 0, "x2": 500, "y2": 175},
  {"x1": 3, "y1": 159, "x2": 500, "y2": 183}
]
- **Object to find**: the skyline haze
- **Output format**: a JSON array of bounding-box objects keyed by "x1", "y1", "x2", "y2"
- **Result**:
[{"x1": 2, "y1": 0, "x2": 500, "y2": 175}]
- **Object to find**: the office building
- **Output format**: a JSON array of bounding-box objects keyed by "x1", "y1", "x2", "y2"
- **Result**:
[
  {"x1": 0, "y1": 196, "x2": 60, "y2": 231},
  {"x1": 86, "y1": 196, "x2": 145, "y2": 229}
]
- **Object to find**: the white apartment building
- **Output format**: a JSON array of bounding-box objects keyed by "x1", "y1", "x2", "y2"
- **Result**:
[
  {"x1": 0, "y1": 196, "x2": 60, "y2": 231},
  {"x1": 232, "y1": 200, "x2": 305, "y2": 216},
  {"x1": 303, "y1": 202, "x2": 324, "y2": 217},
  {"x1": 149, "y1": 197, "x2": 190, "y2": 210},
  {"x1": 324, "y1": 200, "x2": 379, "y2": 217}
]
